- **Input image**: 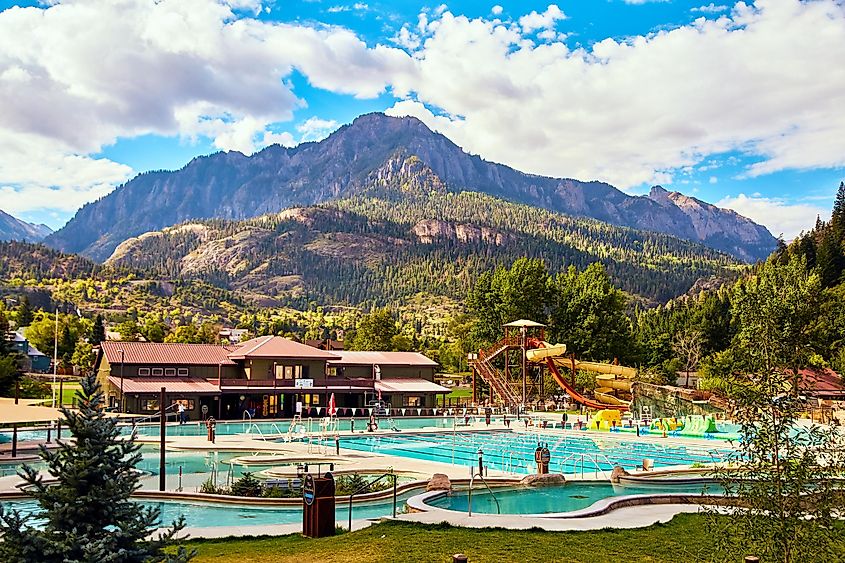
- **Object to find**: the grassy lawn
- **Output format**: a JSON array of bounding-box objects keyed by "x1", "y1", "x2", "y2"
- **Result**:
[
  {"x1": 438, "y1": 388, "x2": 472, "y2": 406},
  {"x1": 184, "y1": 514, "x2": 720, "y2": 563},
  {"x1": 49, "y1": 382, "x2": 81, "y2": 406}
]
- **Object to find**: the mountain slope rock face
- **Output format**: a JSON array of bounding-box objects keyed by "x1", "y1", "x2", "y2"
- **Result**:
[
  {"x1": 0, "y1": 210, "x2": 53, "y2": 243},
  {"x1": 102, "y1": 155, "x2": 743, "y2": 306},
  {"x1": 46, "y1": 113, "x2": 776, "y2": 262}
]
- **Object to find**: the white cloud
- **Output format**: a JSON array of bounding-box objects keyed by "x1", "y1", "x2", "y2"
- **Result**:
[
  {"x1": 0, "y1": 0, "x2": 415, "y2": 216},
  {"x1": 692, "y1": 3, "x2": 728, "y2": 13},
  {"x1": 297, "y1": 117, "x2": 340, "y2": 142},
  {"x1": 717, "y1": 193, "x2": 829, "y2": 240},
  {"x1": 491, "y1": 5, "x2": 503, "y2": 16},
  {"x1": 518, "y1": 4, "x2": 566, "y2": 34},
  {"x1": 386, "y1": 1, "x2": 845, "y2": 189}
]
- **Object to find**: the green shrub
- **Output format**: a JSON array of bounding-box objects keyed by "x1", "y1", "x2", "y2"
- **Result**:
[{"x1": 229, "y1": 472, "x2": 262, "y2": 497}]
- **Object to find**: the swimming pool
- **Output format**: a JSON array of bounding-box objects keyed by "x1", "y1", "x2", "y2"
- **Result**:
[
  {"x1": 128, "y1": 416, "x2": 469, "y2": 439},
  {"x1": 340, "y1": 430, "x2": 732, "y2": 475},
  {"x1": 0, "y1": 490, "x2": 417, "y2": 529},
  {"x1": 0, "y1": 447, "x2": 282, "y2": 480},
  {"x1": 427, "y1": 481, "x2": 723, "y2": 515}
]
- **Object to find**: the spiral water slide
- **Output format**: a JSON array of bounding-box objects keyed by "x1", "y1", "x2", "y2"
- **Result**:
[{"x1": 526, "y1": 340, "x2": 635, "y2": 411}]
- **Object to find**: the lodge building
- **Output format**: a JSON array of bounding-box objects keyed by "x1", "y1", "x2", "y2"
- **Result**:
[{"x1": 94, "y1": 336, "x2": 447, "y2": 420}]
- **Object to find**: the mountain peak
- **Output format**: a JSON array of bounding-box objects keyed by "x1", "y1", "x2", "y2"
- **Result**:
[
  {"x1": 45, "y1": 114, "x2": 777, "y2": 262},
  {"x1": 0, "y1": 209, "x2": 53, "y2": 242}
]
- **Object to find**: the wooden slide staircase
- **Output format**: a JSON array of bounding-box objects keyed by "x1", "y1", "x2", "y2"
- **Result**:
[{"x1": 472, "y1": 337, "x2": 521, "y2": 407}]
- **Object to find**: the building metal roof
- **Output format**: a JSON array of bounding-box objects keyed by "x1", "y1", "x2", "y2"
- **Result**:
[
  {"x1": 106, "y1": 376, "x2": 221, "y2": 395},
  {"x1": 228, "y1": 336, "x2": 340, "y2": 360},
  {"x1": 328, "y1": 351, "x2": 438, "y2": 367},
  {"x1": 100, "y1": 341, "x2": 237, "y2": 366},
  {"x1": 374, "y1": 378, "x2": 451, "y2": 394},
  {"x1": 798, "y1": 368, "x2": 845, "y2": 398}
]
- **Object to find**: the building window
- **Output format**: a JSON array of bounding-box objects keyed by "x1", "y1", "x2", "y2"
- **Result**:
[
  {"x1": 164, "y1": 368, "x2": 176, "y2": 376},
  {"x1": 177, "y1": 368, "x2": 189, "y2": 376},
  {"x1": 172, "y1": 399, "x2": 195, "y2": 410},
  {"x1": 326, "y1": 366, "x2": 338, "y2": 378},
  {"x1": 405, "y1": 396, "x2": 422, "y2": 407},
  {"x1": 279, "y1": 365, "x2": 303, "y2": 380},
  {"x1": 151, "y1": 368, "x2": 163, "y2": 376},
  {"x1": 141, "y1": 398, "x2": 159, "y2": 412},
  {"x1": 138, "y1": 368, "x2": 150, "y2": 376}
]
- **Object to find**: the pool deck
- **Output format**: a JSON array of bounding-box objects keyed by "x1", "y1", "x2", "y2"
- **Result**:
[{"x1": 161, "y1": 503, "x2": 705, "y2": 538}]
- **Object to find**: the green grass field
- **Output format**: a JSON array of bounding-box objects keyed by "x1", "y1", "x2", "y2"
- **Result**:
[
  {"x1": 184, "y1": 514, "x2": 723, "y2": 563},
  {"x1": 48, "y1": 382, "x2": 81, "y2": 406},
  {"x1": 437, "y1": 387, "x2": 472, "y2": 406}
]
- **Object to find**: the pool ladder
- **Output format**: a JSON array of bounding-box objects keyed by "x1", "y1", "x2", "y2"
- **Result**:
[
  {"x1": 467, "y1": 469, "x2": 501, "y2": 517},
  {"x1": 558, "y1": 452, "x2": 616, "y2": 480}
]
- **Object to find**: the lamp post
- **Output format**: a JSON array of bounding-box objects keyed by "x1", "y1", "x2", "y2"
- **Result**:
[
  {"x1": 217, "y1": 360, "x2": 223, "y2": 419},
  {"x1": 117, "y1": 348, "x2": 125, "y2": 412}
]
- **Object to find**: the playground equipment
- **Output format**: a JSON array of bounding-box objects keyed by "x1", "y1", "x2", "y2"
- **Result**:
[
  {"x1": 526, "y1": 342, "x2": 635, "y2": 411},
  {"x1": 648, "y1": 414, "x2": 719, "y2": 437},
  {"x1": 468, "y1": 319, "x2": 636, "y2": 412}
]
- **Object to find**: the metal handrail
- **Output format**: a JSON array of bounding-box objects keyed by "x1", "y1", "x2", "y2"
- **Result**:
[
  {"x1": 130, "y1": 403, "x2": 179, "y2": 428},
  {"x1": 467, "y1": 470, "x2": 501, "y2": 516},
  {"x1": 347, "y1": 472, "x2": 398, "y2": 530}
]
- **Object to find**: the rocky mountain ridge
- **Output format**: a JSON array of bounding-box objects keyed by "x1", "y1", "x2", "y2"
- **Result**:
[
  {"x1": 46, "y1": 113, "x2": 777, "y2": 262},
  {"x1": 0, "y1": 210, "x2": 53, "y2": 242}
]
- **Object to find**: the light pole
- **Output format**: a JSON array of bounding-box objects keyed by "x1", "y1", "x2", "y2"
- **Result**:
[
  {"x1": 52, "y1": 308, "x2": 58, "y2": 408},
  {"x1": 217, "y1": 360, "x2": 223, "y2": 419},
  {"x1": 117, "y1": 348, "x2": 125, "y2": 412}
]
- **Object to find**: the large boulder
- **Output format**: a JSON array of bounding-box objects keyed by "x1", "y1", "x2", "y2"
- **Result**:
[
  {"x1": 520, "y1": 473, "x2": 566, "y2": 487},
  {"x1": 427, "y1": 473, "x2": 452, "y2": 492},
  {"x1": 610, "y1": 466, "x2": 631, "y2": 483}
]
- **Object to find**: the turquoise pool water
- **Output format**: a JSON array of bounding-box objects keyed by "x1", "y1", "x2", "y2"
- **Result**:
[
  {"x1": 340, "y1": 431, "x2": 732, "y2": 475},
  {"x1": 129, "y1": 416, "x2": 465, "y2": 439},
  {"x1": 428, "y1": 481, "x2": 723, "y2": 514},
  {"x1": 0, "y1": 491, "x2": 416, "y2": 528},
  {"x1": 0, "y1": 447, "x2": 279, "y2": 479}
]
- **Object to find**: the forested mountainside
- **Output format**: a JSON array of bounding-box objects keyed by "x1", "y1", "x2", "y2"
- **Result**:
[
  {"x1": 0, "y1": 210, "x2": 52, "y2": 243},
  {"x1": 46, "y1": 113, "x2": 776, "y2": 262},
  {"x1": 0, "y1": 241, "x2": 103, "y2": 280},
  {"x1": 106, "y1": 155, "x2": 742, "y2": 308},
  {"x1": 631, "y1": 182, "x2": 845, "y2": 380}
]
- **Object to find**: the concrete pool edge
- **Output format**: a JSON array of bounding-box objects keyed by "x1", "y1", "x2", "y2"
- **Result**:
[{"x1": 406, "y1": 480, "x2": 726, "y2": 521}]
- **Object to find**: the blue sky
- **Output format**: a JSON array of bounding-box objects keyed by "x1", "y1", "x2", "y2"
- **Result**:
[{"x1": 0, "y1": 0, "x2": 843, "y2": 239}]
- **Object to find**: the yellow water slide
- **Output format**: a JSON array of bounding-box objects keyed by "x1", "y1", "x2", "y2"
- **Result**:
[{"x1": 527, "y1": 341, "x2": 637, "y2": 408}]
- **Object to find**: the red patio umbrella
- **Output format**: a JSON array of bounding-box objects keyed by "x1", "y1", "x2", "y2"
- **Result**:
[{"x1": 328, "y1": 392, "x2": 337, "y2": 417}]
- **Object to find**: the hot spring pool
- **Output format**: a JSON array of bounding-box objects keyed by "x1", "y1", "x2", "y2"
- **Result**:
[{"x1": 427, "y1": 481, "x2": 723, "y2": 515}]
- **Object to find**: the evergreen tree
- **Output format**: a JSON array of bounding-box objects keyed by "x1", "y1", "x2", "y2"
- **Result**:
[
  {"x1": 16, "y1": 295, "x2": 34, "y2": 328},
  {"x1": 91, "y1": 313, "x2": 106, "y2": 344},
  {"x1": 0, "y1": 311, "x2": 24, "y2": 396},
  {"x1": 0, "y1": 375, "x2": 194, "y2": 562},
  {"x1": 815, "y1": 230, "x2": 844, "y2": 289},
  {"x1": 832, "y1": 180, "x2": 845, "y2": 227}
]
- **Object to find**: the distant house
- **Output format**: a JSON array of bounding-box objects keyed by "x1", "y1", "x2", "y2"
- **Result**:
[
  {"x1": 305, "y1": 338, "x2": 344, "y2": 351},
  {"x1": 12, "y1": 332, "x2": 51, "y2": 373},
  {"x1": 219, "y1": 328, "x2": 248, "y2": 344},
  {"x1": 93, "y1": 336, "x2": 446, "y2": 420},
  {"x1": 798, "y1": 368, "x2": 845, "y2": 401}
]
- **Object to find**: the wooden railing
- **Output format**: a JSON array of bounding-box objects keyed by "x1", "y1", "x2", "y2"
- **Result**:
[
  {"x1": 471, "y1": 337, "x2": 521, "y2": 406},
  {"x1": 218, "y1": 378, "x2": 375, "y2": 389}
]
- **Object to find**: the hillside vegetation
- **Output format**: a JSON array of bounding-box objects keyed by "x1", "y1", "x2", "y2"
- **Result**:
[{"x1": 105, "y1": 156, "x2": 743, "y2": 308}]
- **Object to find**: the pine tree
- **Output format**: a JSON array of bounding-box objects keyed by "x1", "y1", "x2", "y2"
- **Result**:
[
  {"x1": 0, "y1": 311, "x2": 24, "y2": 396},
  {"x1": 16, "y1": 296, "x2": 34, "y2": 328},
  {"x1": 832, "y1": 181, "x2": 845, "y2": 226},
  {"x1": 91, "y1": 313, "x2": 106, "y2": 344},
  {"x1": 0, "y1": 375, "x2": 194, "y2": 562}
]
